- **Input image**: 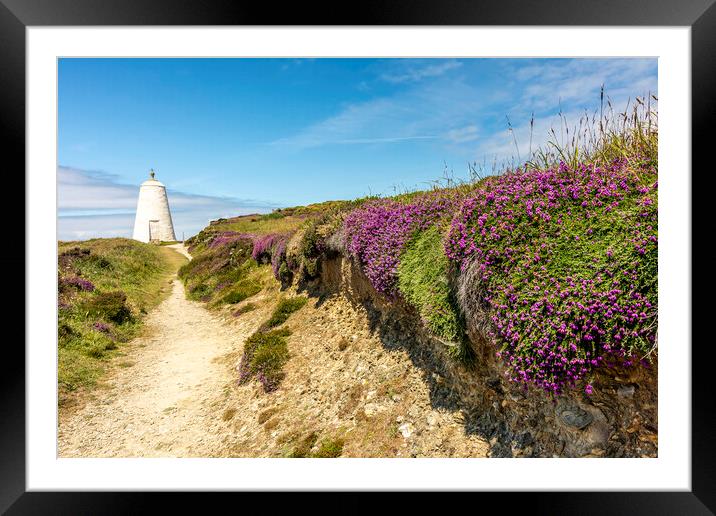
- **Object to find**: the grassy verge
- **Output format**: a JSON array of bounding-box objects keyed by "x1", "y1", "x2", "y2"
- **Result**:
[{"x1": 58, "y1": 238, "x2": 187, "y2": 408}]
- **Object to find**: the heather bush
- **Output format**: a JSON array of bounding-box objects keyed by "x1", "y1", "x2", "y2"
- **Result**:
[
  {"x1": 180, "y1": 236, "x2": 255, "y2": 303},
  {"x1": 187, "y1": 282, "x2": 213, "y2": 301},
  {"x1": 285, "y1": 230, "x2": 302, "y2": 265},
  {"x1": 208, "y1": 231, "x2": 253, "y2": 250},
  {"x1": 270, "y1": 235, "x2": 291, "y2": 283},
  {"x1": 293, "y1": 221, "x2": 324, "y2": 281},
  {"x1": 344, "y1": 190, "x2": 462, "y2": 295},
  {"x1": 93, "y1": 321, "x2": 112, "y2": 334},
  {"x1": 324, "y1": 224, "x2": 346, "y2": 255},
  {"x1": 59, "y1": 276, "x2": 95, "y2": 293},
  {"x1": 252, "y1": 233, "x2": 281, "y2": 263},
  {"x1": 284, "y1": 204, "x2": 365, "y2": 282},
  {"x1": 446, "y1": 157, "x2": 657, "y2": 394}
]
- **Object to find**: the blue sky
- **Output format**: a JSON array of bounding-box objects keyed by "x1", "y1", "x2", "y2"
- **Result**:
[{"x1": 58, "y1": 57, "x2": 657, "y2": 240}]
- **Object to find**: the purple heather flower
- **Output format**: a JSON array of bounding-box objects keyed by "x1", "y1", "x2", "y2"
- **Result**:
[
  {"x1": 60, "y1": 276, "x2": 95, "y2": 292},
  {"x1": 93, "y1": 321, "x2": 111, "y2": 333}
]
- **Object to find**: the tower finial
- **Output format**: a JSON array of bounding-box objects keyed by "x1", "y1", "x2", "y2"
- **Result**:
[{"x1": 150, "y1": 168, "x2": 155, "y2": 179}]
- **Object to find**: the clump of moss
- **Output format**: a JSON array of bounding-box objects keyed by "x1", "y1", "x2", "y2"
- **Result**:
[{"x1": 264, "y1": 297, "x2": 307, "y2": 329}]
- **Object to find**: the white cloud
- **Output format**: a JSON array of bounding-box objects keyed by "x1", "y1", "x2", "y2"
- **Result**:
[
  {"x1": 271, "y1": 80, "x2": 489, "y2": 150},
  {"x1": 380, "y1": 60, "x2": 463, "y2": 83},
  {"x1": 270, "y1": 58, "x2": 656, "y2": 158},
  {"x1": 446, "y1": 125, "x2": 480, "y2": 144},
  {"x1": 57, "y1": 166, "x2": 278, "y2": 240}
]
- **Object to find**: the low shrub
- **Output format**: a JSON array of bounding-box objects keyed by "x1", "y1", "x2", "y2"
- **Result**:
[
  {"x1": 313, "y1": 438, "x2": 345, "y2": 458},
  {"x1": 187, "y1": 282, "x2": 213, "y2": 301},
  {"x1": 344, "y1": 190, "x2": 462, "y2": 295},
  {"x1": 180, "y1": 238, "x2": 257, "y2": 304},
  {"x1": 220, "y1": 279, "x2": 262, "y2": 305},
  {"x1": 233, "y1": 303, "x2": 257, "y2": 316},
  {"x1": 299, "y1": 223, "x2": 321, "y2": 262},
  {"x1": 59, "y1": 276, "x2": 96, "y2": 293},
  {"x1": 264, "y1": 297, "x2": 307, "y2": 329},
  {"x1": 446, "y1": 158, "x2": 657, "y2": 394},
  {"x1": 288, "y1": 432, "x2": 318, "y2": 458},
  {"x1": 237, "y1": 327, "x2": 291, "y2": 393},
  {"x1": 277, "y1": 261, "x2": 292, "y2": 286},
  {"x1": 84, "y1": 291, "x2": 133, "y2": 324},
  {"x1": 92, "y1": 321, "x2": 112, "y2": 333},
  {"x1": 270, "y1": 236, "x2": 291, "y2": 283},
  {"x1": 252, "y1": 234, "x2": 282, "y2": 263}
]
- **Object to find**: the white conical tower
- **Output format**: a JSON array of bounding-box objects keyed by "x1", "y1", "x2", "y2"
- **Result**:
[{"x1": 132, "y1": 169, "x2": 176, "y2": 243}]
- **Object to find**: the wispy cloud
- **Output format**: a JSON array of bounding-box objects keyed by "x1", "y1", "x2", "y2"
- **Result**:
[
  {"x1": 271, "y1": 58, "x2": 657, "y2": 166},
  {"x1": 446, "y1": 125, "x2": 480, "y2": 144},
  {"x1": 380, "y1": 60, "x2": 463, "y2": 83},
  {"x1": 270, "y1": 80, "x2": 489, "y2": 150},
  {"x1": 506, "y1": 58, "x2": 657, "y2": 115},
  {"x1": 58, "y1": 166, "x2": 279, "y2": 240}
]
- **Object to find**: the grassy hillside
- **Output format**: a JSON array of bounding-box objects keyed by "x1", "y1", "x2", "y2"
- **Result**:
[
  {"x1": 182, "y1": 96, "x2": 658, "y2": 398},
  {"x1": 58, "y1": 238, "x2": 187, "y2": 406}
]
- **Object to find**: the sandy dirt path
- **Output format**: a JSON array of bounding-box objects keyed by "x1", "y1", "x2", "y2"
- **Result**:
[{"x1": 58, "y1": 245, "x2": 247, "y2": 457}]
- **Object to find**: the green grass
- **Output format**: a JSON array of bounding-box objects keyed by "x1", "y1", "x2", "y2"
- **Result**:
[
  {"x1": 212, "y1": 213, "x2": 306, "y2": 236},
  {"x1": 233, "y1": 302, "x2": 258, "y2": 316},
  {"x1": 237, "y1": 294, "x2": 307, "y2": 392},
  {"x1": 82, "y1": 291, "x2": 133, "y2": 324},
  {"x1": 57, "y1": 238, "x2": 187, "y2": 406},
  {"x1": 287, "y1": 432, "x2": 319, "y2": 458},
  {"x1": 178, "y1": 239, "x2": 262, "y2": 305},
  {"x1": 397, "y1": 225, "x2": 468, "y2": 359},
  {"x1": 286, "y1": 433, "x2": 345, "y2": 458},
  {"x1": 522, "y1": 92, "x2": 657, "y2": 172},
  {"x1": 264, "y1": 296, "x2": 308, "y2": 329},
  {"x1": 218, "y1": 278, "x2": 262, "y2": 305},
  {"x1": 313, "y1": 437, "x2": 345, "y2": 458},
  {"x1": 239, "y1": 327, "x2": 292, "y2": 392}
]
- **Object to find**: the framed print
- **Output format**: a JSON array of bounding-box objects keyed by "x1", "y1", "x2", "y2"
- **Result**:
[{"x1": 2, "y1": 0, "x2": 713, "y2": 512}]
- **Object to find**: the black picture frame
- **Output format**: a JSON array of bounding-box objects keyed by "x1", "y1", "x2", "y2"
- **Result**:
[{"x1": 2, "y1": 0, "x2": 712, "y2": 512}]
